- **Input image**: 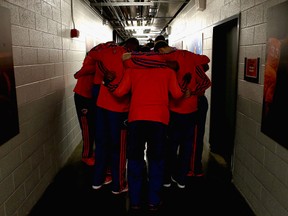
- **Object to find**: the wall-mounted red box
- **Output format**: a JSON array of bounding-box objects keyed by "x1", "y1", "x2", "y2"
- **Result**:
[{"x1": 70, "y1": 29, "x2": 79, "y2": 38}]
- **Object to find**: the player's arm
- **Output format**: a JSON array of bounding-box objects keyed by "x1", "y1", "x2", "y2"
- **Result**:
[
  {"x1": 124, "y1": 52, "x2": 167, "y2": 69},
  {"x1": 190, "y1": 65, "x2": 211, "y2": 96},
  {"x1": 104, "y1": 68, "x2": 131, "y2": 96},
  {"x1": 74, "y1": 55, "x2": 96, "y2": 79},
  {"x1": 169, "y1": 69, "x2": 191, "y2": 99}
]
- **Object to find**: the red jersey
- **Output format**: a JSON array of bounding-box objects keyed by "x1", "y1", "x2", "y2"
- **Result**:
[
  {"x1": 91, "y1": 44, "x2": 130, "y2": 112},
  {"x1": 75, "y1": 42, "x2": 117, "y2": 85},
  {"x1": 73, "y1": 55, "x2": 95, "y2": 98},
  {"x1": 74, "y1": 55, "x2": 95, "y2": 79},
  {"x1": 89, "y1": 42, "x2": 117, "y2": 85},
  {"x1": 112, "y1": 55, "x2": 184, "y2": 125},
  {"x1": 161, "y1": 50, "x2": 211, "y2": 113}
]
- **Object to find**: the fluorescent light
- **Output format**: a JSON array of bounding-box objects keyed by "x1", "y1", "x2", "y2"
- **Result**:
[
  {"x1": 124, "y1": 26, "x2": 155, "y2": 30},
  {"x1": 133, "y1": 32, "x2": 161, "y2": 37}
]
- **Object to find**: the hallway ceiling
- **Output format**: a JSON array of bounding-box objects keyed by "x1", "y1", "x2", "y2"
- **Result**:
[{"x1": 85, "y1": 0, "x2": 192, "y2": 43}]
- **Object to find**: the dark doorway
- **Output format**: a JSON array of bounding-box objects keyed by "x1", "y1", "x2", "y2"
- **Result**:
[
  {"x1": 0, "y1": 7, "x2": 19, "y2": 145},
  {"x1": 209, "y1": 14, "x2": 240, "y2": 177}
]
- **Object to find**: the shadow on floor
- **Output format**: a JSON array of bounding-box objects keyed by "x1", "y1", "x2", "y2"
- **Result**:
[{"x1": 29, "y1": 145, "x2": 255, "y2": 216}]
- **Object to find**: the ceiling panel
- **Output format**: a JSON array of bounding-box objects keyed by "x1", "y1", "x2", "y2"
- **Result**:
[{"x1": 86, "y1": 0, "x2": 191, "y2": 43}]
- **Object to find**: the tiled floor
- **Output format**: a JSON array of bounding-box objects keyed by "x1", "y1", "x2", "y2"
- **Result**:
[{"x1": 28, "y1": 144, "x2": 255, "y2": 216}]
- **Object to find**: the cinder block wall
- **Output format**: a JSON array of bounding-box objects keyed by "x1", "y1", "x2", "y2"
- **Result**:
[
  {"x1": 169, "y1": 0, "x2": 288, "y2": 215},
  {"x1": 0, "y1": 0, "x2": 112, "y2": 215}
]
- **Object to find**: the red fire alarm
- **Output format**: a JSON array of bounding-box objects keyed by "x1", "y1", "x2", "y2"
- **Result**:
[{"x1": 70, "y1": 29, "x2": 79, "y2": 38}]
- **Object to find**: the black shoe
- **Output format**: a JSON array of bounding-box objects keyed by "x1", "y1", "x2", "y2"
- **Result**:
[
  {"x1": 147, "y1": 203, "x2": 162, "y2": 216},
  {"x1": 128, "y1": 206, "x2": 142, "y2": 216},
  {"x1": 149, "y1": 204, "x2": 159, "y2": 211}
]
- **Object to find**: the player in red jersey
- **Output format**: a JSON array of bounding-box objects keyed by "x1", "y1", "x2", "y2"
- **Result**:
[
  {"x1": 154, "y1": 40, "x2": 211, "y2": 188},
  {"x1": 73, "y1": 53, "x2": 96, "y2": 166},
  {"x1": 89, "y1": 38, "x2": 139, "y2": 194},
  {"x1": 74, "y1": 41, "x2": 116, "y2": 107},
  {"x1": 104, "y1": 52, "x2": 191, "y2": 213},
  {"x1": 74, "y1": 41, "x2": 117, "y2": 184},
  {"x1": 187, "y1": 63, "x2": 210, "y2": 177}
]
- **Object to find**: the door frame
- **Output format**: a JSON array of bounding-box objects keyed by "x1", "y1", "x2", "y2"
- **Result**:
[{"x1": 209, "y1": 14, "x2": 240, "y2": 178}]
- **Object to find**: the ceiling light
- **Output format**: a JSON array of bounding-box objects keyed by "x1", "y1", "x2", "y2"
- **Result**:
[
  {"x1": 133, "y1": 32, "x2": 161, "y2": 37},
  {"x1": 124, "y1": 26, "x2": 154, "y2": 30}
]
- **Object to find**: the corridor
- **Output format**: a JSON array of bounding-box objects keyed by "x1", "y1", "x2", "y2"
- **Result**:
[{"x1": 28, "y1": 143, "x2": 255, "y2": 216}]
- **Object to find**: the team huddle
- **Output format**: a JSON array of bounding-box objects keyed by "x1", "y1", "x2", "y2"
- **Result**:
[{"x1": 73, "y1": 35, "x2": 211, "y2": 214}]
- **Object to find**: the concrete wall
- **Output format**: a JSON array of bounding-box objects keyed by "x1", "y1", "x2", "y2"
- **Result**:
[
  {"x1": 0, "y1": 0, "x2": 112, "y2": 215},
  {"x1": 169, "y1": 0, "x2": 288, "y2": 215}
]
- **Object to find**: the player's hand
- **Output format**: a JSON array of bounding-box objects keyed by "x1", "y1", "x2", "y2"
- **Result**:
[
  {"x1": 182, "y1": 72, "x2": 192, "y2": 84},
  {"x1": 122, "y1": 53, "x2": 132, "y2": 61},
  {"x1": 166, "y1": 60, "x2": 179, "y2": 72}
]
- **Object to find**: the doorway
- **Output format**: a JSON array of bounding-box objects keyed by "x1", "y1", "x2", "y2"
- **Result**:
[{"x1": 208, "y1": 14, "x2": 240, "y2": 181}]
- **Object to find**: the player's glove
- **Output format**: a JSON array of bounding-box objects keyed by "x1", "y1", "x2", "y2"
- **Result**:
[
  {"x1": 202, "y1": 63, "x2": 209, "y2": 72},
  {"x1": 182, "y1": 72, "x2": 192, "y2": 84},
  {"x1": 179, "y1": 72, "x2": 192, "y2": 93},
  {"x1": 166, "y1": 60, "x2": 179, "y2": 72},
  {"x1": 102, "y1": 71, "x2": 119, "y2": 92}
]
